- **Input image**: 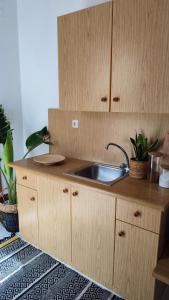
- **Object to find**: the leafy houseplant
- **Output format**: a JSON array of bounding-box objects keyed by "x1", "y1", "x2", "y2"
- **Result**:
[
  {"x1": 129, "y1": 132, "x2": 158, "y2": 179},
  {"x1": 0, "y1": 105, "x2": 51, "y2": 232}
]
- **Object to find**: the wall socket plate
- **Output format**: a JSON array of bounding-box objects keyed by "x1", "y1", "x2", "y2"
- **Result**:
[{"x1": 72, "y1": 120, "x2": 79, "y2": 128}]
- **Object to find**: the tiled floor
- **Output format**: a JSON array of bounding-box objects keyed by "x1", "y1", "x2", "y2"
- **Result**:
[
  {"x1": 2, "y1": 223, "x2": 168, "y2": 299},
  {"x1": 0, "y1": 238, "x2": 123, "y2": 300}
]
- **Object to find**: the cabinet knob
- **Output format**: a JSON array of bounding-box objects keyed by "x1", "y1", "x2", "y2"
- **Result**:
[
  {"x1": 72, "y1": 191, "x2": 78, "y2": 197},
  {"x1": 30, "y1": 197, "x2": 35, "y2": 201},
  {"x1": 118, "y1": 231, "x2": 125, "y2": 237},
  {"x1": 22, "y1": 176, "x2": 27, "y2": 180},
  {"x1": 134, "y1": 211, "x2": 142, "y2": 217},
  {"x1": 101, "y1": 97, "x2": 107, "y2": 102},
  {"x1": 113, "y1": 97, "x2": 120, "y2": 102},
  {"x1": 63, "y1": 188, "x2": 69, "y2": 193}
]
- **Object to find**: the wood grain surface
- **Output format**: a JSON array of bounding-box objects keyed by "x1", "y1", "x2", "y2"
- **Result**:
[
  {"x1": 111, "y1": 0, "x2": 169, "y2": 113},
  {"x1": 71, "y1": 185, "x2": 115, "y2": 288},
  {"x1": 16, "y1": 185, "x2": 39, "y2": 246},
  {"x1": 116, "y1": 198, "x2": 161, "y2": 233},
  {"x1": 49, "y1": 109, "x2": 169, "y2": 165},
  {"x1": 58, "y1": 2, "x2": 112, "y2": 112},
  {"x1": 114, "y1": 220, "x2": 159, "y2": 300},
  {"x1": 10, "y1": 157, "x2": 169, "y2": 211}
]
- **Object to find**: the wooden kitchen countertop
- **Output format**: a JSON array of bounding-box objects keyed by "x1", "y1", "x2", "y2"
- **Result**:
[{"x1": 10, "y1": 156, "x2": 169, "y2": 211}]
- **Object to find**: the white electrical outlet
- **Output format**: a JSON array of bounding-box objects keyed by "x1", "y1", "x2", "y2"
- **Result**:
[{"x1": 72, "y1": 120, "x2": 79, "y2": 128}]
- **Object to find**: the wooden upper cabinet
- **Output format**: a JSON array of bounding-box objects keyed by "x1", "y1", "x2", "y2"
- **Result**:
[
  {"x1": 111, "y1": 0, "x2": 169, "y2": 113},
  {"x1": 58, "y1": 2, "x2": 112, "y2": 112}
]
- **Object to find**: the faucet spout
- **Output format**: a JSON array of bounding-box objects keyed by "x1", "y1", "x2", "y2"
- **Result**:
[{"x1": 105, "y1": 142, "x2": 129, "y2": 169}]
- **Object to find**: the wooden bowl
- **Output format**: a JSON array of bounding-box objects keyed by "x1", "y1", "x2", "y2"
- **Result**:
[{"x1": 33, "y1": 154, "x2": 66, "y2": 166}]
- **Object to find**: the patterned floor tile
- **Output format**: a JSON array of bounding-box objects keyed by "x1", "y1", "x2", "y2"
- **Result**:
[
  {"x1": 0, "y1": 238, "x2": 124, "y2": 300},
  {"x1": 0, "y1": 238, "x2": 27, "y2": 261},
  {"x1": 41, "y1": 270, "x2": 89, "y2": 300},
  {"x1": 0, "y1": 253, "x2": 58, "y2": 300},
  {"x1": 80, "y1": 282, "x2": 111, "y2": 300},
  {"x1": 19, "y1": 264, "x2": 71, "y2": 300},
  {"x1": 0, "y1": 245, "x2": 41, "y2": 282}
]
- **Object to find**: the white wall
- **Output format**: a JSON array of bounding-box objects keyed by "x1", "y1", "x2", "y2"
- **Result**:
[
  {"x1": 0, "y1": 0, "x2": 23, "y2": 160},
  {"x1": 17, "y1": 0, "x2": 108, "y2": 155}
]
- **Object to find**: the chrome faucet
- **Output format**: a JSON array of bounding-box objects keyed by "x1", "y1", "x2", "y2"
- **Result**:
[{"x1": 105, "y1": 143, "x2": 129, "y2": 169}]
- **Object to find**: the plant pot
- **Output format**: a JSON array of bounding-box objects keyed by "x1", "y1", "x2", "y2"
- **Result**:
[
  {"x1": 0, "y1": 201, "x2": 19, "y2": 233},
  {"x1": 129, "y1": 159, "x2": 148, "y2": 179},
  {"x1": 0, "y1": 211, "x2": 19, "y2": 233}
]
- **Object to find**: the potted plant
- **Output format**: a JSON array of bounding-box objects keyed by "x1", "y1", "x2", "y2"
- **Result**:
[
  {"x1": 129, "y1": 132, "x2": 158, "y2": 179},
  {"x1": 0, "y1": 105, "x2": 51, "y2": 232}
]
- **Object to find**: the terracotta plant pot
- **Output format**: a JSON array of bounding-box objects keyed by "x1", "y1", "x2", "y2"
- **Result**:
[{"x1": 129, "y1": 159, "x2": 148, "y2": 179}]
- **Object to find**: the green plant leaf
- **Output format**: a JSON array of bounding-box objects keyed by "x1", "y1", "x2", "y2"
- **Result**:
[
  {"x1": 130, "y1": 137, "x2": 137, "y2": 157},
  {"x1": 130, "y1": 138, "x2": 136, "y2": 147},
  {"x1": 135, "y1": 132, "x2": 138, "y2": 145},
  {"x1": 0, "y1": 161, "x2": 10, "y2": 191},
  {"x1": 130, "y1": 131, "x2": 159, "y2": 161},
  {"x1": 9, "y1": 177, "x2": 16, "y2": 205},
  {"x1": 1, "y1": 130, "x2": 15, "y2": 203},
  {"x1": 2, "y1": 130, "x2": 13, "y2": 181},
  {"x1": 0, "y1": 105, "x2": 11, "y2": 144},
  {"x1": 148, "y1": 139, "x2": 159, "y2": 152},
  {"x1": 24, "y1": 126, "x2": 52, "y2": 158}
]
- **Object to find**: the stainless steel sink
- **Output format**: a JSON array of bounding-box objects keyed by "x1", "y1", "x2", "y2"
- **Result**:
[{"x1": 65, "y1": 163, "x2": 129, "y2": 186}]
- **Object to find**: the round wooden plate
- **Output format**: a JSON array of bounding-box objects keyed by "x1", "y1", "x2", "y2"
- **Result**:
[{"x1": 33, "y1": 154, "x2": 66, "y2": 166}]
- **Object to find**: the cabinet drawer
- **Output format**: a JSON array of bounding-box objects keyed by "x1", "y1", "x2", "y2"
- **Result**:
[
  {"x1": 116, "y1": 198, "x2": 161, "y2": 234},
  {"x1": 17, "y1": 170, "x2": 37, "y2": 190}
]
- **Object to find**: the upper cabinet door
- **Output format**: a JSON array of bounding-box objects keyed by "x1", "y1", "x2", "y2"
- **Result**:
[
  {"x1": 58, "y1": 2, "x2": 112, "y2": 112},
  {"x1": 111, "y1": 0, "x2": 169, "y2": 113}
]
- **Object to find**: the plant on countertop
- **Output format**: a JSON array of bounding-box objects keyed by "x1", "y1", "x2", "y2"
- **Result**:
[
  {"x1": 130, "y1": 132, "x2": 159, "y2": 161},
  {"x1": 0, "y1": 105, "x2": 51, "y2": 206},
  {"x1": 129, "y1": 132, "x2": 159, "y2": 179}
]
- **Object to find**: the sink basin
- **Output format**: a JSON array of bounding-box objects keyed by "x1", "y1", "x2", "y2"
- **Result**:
[{"x1": 65, "y1": 163, "x2": 128, "y2": 186}]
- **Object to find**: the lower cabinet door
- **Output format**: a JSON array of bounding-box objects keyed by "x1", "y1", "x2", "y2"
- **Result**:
[
  {"x1": 38, "y1": 177, "x2": 71, "y2": 264},
  {"x1": 114, "y1": 220, "x2": 159, "y2": 300},
  {"x1": 71, "y1": 186, "x2": 115, "y2": 289},
  {"x1": 17, "y1": 184, "x2": 38, "y2": 246}
]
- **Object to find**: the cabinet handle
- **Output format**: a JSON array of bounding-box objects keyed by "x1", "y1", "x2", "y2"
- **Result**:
[
  {"x1": 118, "y1": 231, "x2": 125, "y2": 237},
  {"x1": 101, "y1": 97, "x2": 107, "y2": 102},
  {"x1": 22, "y1": 176, "x2": 27, "y2": 180},
  {"x1": 113, "y1": 97, "x2": 120, "y2": 102},
  {"x1": 134, "y1": 211, "x2": 142, "y2": 217},
  {"x1": 30, "y1": 197, "x2": 35, "y2": 201},
  {"x1": 72, "y1": 191, "x2": 78, "y2": 197},
  {"x1": 63, "y1": 188, "x2": 69, "y2": 193}
]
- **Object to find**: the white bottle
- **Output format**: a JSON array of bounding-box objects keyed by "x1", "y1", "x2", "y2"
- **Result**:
[{"x1": 159, "y1": 165, "x2": 169, "y2": 188}]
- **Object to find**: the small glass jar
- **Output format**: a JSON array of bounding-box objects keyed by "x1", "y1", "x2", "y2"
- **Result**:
[
  {"x1": 159, "y1": 164, "x2": 169, "y2": 188},
  {"x1": 148, "y1": 152, "x2": 163, "y2": 183}
]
